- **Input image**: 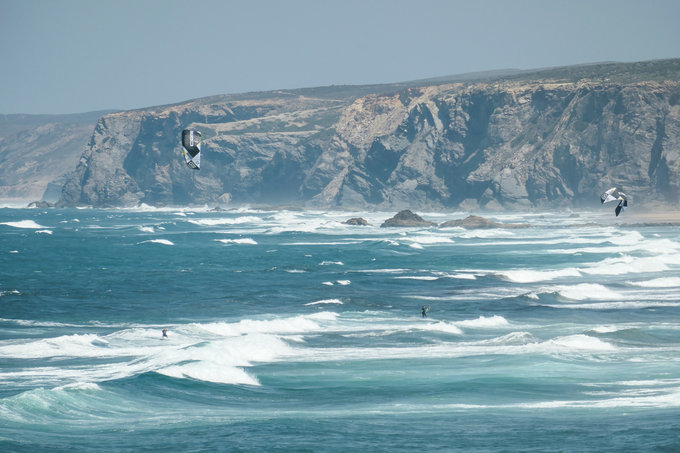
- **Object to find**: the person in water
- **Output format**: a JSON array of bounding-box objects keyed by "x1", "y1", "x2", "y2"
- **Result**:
[
  {"x1": 162, "y1": 328, "x2": 168, "y2": 339},
  {"x1": 422, "y1": 306, "x2": 429, "y2": 317}
]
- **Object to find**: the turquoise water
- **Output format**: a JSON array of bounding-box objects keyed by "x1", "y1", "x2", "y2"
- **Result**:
[{"x1": 1, "y1": 207, "x2": 679, "y2": 452}]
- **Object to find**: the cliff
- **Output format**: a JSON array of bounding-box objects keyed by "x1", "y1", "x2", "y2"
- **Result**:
[
  {"x1": 0, "y1": 111, "x2": 110, "y2": 203},
  {"x1": 57, "y1": 59, "x2": 680, "y2": 209}
]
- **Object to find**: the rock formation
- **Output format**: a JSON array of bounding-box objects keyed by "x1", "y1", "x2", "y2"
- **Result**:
[
  {"x1": 49, "y1": 59, "x2": 680, "y2": 210},
  {"x1": 380, "y1": 210, "x2": 437, "y2": 228},
  {"x1": 344, "y1": 217, "x2": 369, "y2": 226},
  {"x1": 440, "y1": 215, "x2": 529, "y2": 229},
  {"x1": 0, "y1": 111, "x2": 108, "y2": 203}
]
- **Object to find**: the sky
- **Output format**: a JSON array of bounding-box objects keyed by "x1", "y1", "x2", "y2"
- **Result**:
[{"x1": 2, "y1": 0, "x2": 679, "y2": 115}]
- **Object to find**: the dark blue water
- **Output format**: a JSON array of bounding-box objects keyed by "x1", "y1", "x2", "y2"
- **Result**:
[{"x1": 1, "y1": 208, "x2": 679, "y2": 452}]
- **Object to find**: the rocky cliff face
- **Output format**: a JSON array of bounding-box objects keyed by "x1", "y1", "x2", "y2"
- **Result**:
[
  {"x1": 58, "y1": 60, "x2": 680, "y2": 209},
  {"x1": 0, "y1": 112, "x2": 108, "y2": 203}
]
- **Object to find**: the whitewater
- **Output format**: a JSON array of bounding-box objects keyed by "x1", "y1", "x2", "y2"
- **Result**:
[{"x1": 1, "y1": 207, "x2": 679, "y2": 452}]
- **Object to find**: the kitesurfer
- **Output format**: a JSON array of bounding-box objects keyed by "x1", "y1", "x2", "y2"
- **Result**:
[
  {"x1": 162, "y1": 328, "x2": 168, "y2": 339},
  {"x1": 422, "y1": 305, "x2": 429, "y2": 318}
]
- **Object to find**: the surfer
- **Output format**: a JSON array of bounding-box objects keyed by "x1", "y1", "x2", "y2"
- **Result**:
[
  {"x1": 162, "y1": 328, "x2": 168, "y2": 339},
  {"x1": 422, "y1": 305, "x2": 429, "y2": 318}
]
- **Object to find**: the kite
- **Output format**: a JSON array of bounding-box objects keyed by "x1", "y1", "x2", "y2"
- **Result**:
[
  {"x1": 600, "y1": 187, "x2": 628, "y2": 216},
  {"x1": 181, "y1": 129, "x2": 202, "y2": 170}
]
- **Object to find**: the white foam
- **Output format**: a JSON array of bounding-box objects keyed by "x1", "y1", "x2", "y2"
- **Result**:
[
  {"x1": 139, "y1": 239, "x2": 174, "y2": 246},
  {"x1": 0, "y1": 333, "x2": 114, "y2": 359},
  {"x1": 515, "y1": 388, "x2": 680, "y2": 409},
  {"x1": 592, "y1": 325, "x2": 620, "y2": 333},
  {"x1": 394, "y1": 276, "x2": 439, "y2": 281},
  {"x1": 409, "y1": 234, "x2": 455, "y2": 244},
  {"x1": 156, "y1": 334, "x2": 288, "y2": 386},
  {"x1": 548, "y1": 300, "x2": 680, "y2": 310},
  {"x1": 320, "y1": 261, "x2": 344, "y2": 266},
  {"x1": 188, "y1": 216, "x2": 261, "y2": 226},
  {"x1": 456, "y1": 315, "x2": 510, "y2": 329},
  {"x1": 1, "y1": 220, "x2": 47, "y2": 229},
  {"x1": 55, "y1": 382, "x2": 102, "y2": 392},
  {"x1": 607, "y1": 230, "x2": 645, "y2": 246},
  {"x1": 283, "y1": 241, "x2": 363, "y2": 246},
  {"x1": 541, "y1": 334, "x2": 616, "y2": 352},
  {"x1": 215, "y1": 238, "x2": 258, "y2": 245},
  {"x1": 480, "y1": 331, "x2": 538, "y2": 346},
  {"x1": 160, "y1": 362, "x2": 259, "y2": 386},
  {"x1": 0, "y1": 313, "x2": 355, "y2": 387},
  {"x1": 305, "y1": 299, "x2": 344, "y2": 306},
  {"x1": 554, "y1": 283, "x2": 621, "y2": 301},
  {"x1": 138, "y1": 226, "x2": 155, "y2": 233},
  {"x1": 458, "y1": 229, "x2": 517, "y2": 239},
  {"x1": 501, "y1": 268, "x2": 581, "y2": 283},
  {"x1": 627, "y1": 277, "x2": 680, "y2": 288},
  {"x1": 441, "y1": 273, "x2": 477, "y2": 280},
  {"x1": 35, "y1": 230, "x2": 53, "y2": 235},
  {"x1": 195, "y1": 313, "x2": 337, "y2": 337},
  {"x1": 583, "y1": 255, "x2": 670, "y2": 276},
  {"x1": 412, "y1": 286, "x2": 530, "y2": 302},
  {"x1": 336, "y1": 280, "x2": 351, "y2": 286},
  {"x1": 548, "y1": 236, "x2": 680, "y2": 256},
  {"x1": 357, "y1": 268, "x2": 409, "y2": 274},
  {"x1": 421, "y1": 321, "x2": 463, "y2": 335}
]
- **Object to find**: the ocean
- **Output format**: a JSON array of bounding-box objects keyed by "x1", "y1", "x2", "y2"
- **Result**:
[{"x1": 1, "y1": 207, "x2": 679, "y2": 452}]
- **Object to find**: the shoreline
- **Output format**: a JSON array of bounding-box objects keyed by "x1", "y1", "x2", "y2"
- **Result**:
[
  {"x1": 4, "y1": 202, "x2": 680, "y2": 226},
  {"x1": 616, "y1": 209, "x2": 680, "y2": 225}
]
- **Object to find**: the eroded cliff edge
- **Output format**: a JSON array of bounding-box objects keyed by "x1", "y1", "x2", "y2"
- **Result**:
[{"x1": 58, "y1": 60, "x2": 680, "y2": 209}]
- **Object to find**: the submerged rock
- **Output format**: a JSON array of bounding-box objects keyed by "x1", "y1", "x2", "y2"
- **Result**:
[
  {"x1": 27, "y1": 201, "x2": 55, "y2": 208},
  {"x1": 381, "y1": 210, "x2": 436, "y2": 228},
  {"x1": 344, "y1": 217, "x2": 369, "y2": 226},
  {"x1": 440, "y1": 215, "x2": 530, "y2": 229}
]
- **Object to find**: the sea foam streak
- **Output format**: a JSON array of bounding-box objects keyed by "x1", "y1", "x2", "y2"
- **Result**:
[
  {"x1": 305, "y1": 299, "x2": 344, "y2": 306},
  {"x1": 627, "y1": 277, "x2": 680, "y2": 288},
  {"x1": 553, "y1": 283, "x2": 622, "y2": 301},
  {"x1": 0, "y1": 313, "x2": 338, "y2": 387},
  {"x1": 456, "y1": 315, "x2": 510, "y2": 329},
  {"x1": 215, "y1": 238, "x2": 258, "y2": 245},
  {"x1": 500, "y1": 268, "x2": 581, "y2": 283},
  {"x1": 1, "y1": 220, "x2": 47, "y2": 229},
  {"x1": 138, "y1": 239, "x2": 174, "y2": 246},
  {"x1": 189, "y1": 216, "x2": 261, "y2": 226}
]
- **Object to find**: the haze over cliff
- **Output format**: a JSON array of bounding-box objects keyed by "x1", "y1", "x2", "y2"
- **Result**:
[
  {"x1": 0, "y1": 111, "x2": 111, "y2": 203},
  {"x1": 9, "y1": 59, "x2": 680, "y2": 210}
]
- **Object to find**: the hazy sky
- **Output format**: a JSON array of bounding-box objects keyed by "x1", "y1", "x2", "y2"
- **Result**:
[{"x1": 2, "y1": 0, "x2": 678, "y2": 114}]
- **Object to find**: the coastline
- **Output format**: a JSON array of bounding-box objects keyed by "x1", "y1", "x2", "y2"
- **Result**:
[{"x1": 618, "y1": 209, "x2": 680, "y2": 225}]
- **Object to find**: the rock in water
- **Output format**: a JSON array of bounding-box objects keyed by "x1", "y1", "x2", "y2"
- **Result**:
[
  {"x1": 440, "y1": 215, "x2": 529, "y2": 229},
  {"x1": 344, "y1": 217, "x2": 369, "y2": 226},
  {"x1": 381, "y1": 210, "x2": 436, "y2": 228}
]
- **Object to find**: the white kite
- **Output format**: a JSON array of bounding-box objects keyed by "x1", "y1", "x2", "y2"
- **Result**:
[{"x1": 600, "y1": 187, "x2": 628, "y2": 217}]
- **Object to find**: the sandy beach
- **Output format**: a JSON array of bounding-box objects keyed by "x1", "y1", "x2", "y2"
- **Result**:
[{"x1": 619, "y1": 208, "x2": 680, "y2": 225}]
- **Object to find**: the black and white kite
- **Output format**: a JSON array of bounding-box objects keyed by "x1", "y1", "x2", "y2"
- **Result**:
[
  {"x1": 600, "y1": 187, "x2": 628, "y2": 216},
  {"x1": 181, "y1": 129, "x2": 201, "y2": 170}
]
